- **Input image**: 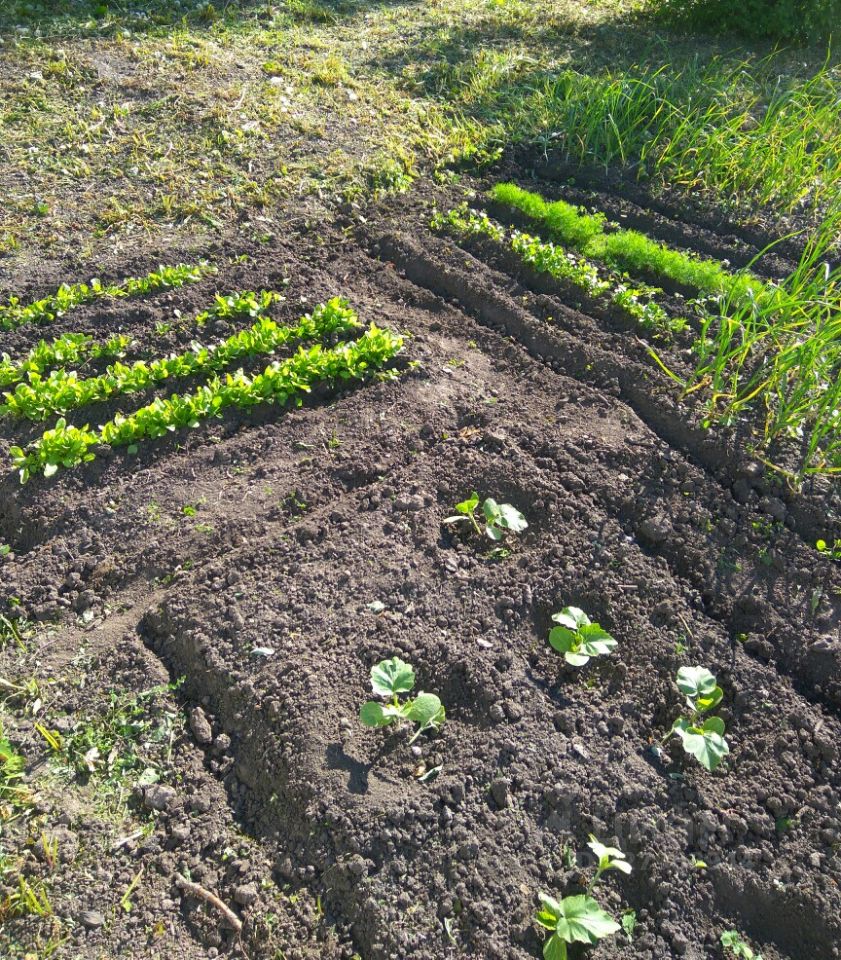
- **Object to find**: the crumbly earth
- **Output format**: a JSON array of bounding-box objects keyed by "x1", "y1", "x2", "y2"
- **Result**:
[{"x1": 0, "y1": 172, "x2": 839, "y2": 960}]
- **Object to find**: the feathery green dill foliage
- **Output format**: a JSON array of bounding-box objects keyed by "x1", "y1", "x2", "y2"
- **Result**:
[{"x1": 490, "y1": 183, "x2": 763, "y2": 305}]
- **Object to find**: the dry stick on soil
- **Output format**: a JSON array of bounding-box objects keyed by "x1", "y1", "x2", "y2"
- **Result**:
[{"x1": 174, "y1": 875, "x2": 243, "y2": 933}]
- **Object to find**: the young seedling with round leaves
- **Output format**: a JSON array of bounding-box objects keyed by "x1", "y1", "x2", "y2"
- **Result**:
[
  {"x1": 548, "y1": 607, "x2": 617, "y2": 666},
  {"x1": 359, "y1": 657, "x2": 445, "y2": 744},
  {"x1": 536, "y1": 836, "x2": 631, "y2": 960},
  {"x1": 443, "y1": 492, "x2": 528, "y2": 543},
  {"x1": 721, "y1": 930, "x2": 764, "y2": 960},
  {"x1": 662, "y1": 666, "x2": 729, "y2": 772}
]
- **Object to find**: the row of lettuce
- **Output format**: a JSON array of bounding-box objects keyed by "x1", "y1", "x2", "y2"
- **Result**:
[
  {"x1": 0, "y1": 278, "x2": 403, "y2": 483},
  {"x1": 432, "y1": 184, "x2": 840, "y2": 480}
]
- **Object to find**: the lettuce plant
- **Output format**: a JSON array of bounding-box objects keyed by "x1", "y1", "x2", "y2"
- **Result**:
[
  {"x1": 359, "y1": 657, "x2": 445, "y2": 744},
  {"x1": 663, "y1": 666, "x2": 729, "y2": 772},
  {"x1": 443, "y1": 492, "x2": 527, "y2": 542},
  {"x1": 548, "y1": 607, "x2": 617, "y2": 666},
  {"x1": 536, "y1": 836, "x2": 630, "y2": 960}
]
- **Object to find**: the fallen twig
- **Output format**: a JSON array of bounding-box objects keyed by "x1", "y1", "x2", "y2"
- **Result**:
[{"x1": 174, "y1": 875, "x2": 243, "y2": 933}]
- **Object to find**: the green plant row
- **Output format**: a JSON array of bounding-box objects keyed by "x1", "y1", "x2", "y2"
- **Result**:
[
  {"x1": 0, "y1": 261, "x2": 215, "y2": 332},
  {"x1": 1, "y1": 295, "x2": 359, "y2": 421},
  {"x1": 431, "y1": 205, "x2": 678, "y2": 334},
  {"x1": 0, "y1": 332, "x2": 132, "y2": 390},
  {"x1": 489, "y1": 183, "x2": 766, "y2": 306},
  {"x1": 0, "y1": 288, "x2": 288, "y2": 391},
  {"x1": 11, "y1": 323, "x2": 403, "y2": 483}
]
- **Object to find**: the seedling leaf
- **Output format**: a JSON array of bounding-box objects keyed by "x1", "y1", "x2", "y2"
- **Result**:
[
  {"x1": 553, "y1": 894, "x2": 620, "y2": 945},
  {"x1": 370, "y1": 657, "x2": 415, "y2": 698},
  {"x1": 359, "y1": 701, "x2": 391, "y2": 727},
  {"x1": 676, "y1": 666, "x2": 717, "y2": 699},
  {"x1": 407, "y1": 692, "x2": 443, "y2": 728},
  {"x1": 671, "y1": 718, "x2": 729, "y2": 771}
]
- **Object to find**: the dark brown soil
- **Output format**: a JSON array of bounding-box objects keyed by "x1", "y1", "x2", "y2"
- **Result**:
[{"x1": 1, "y1": 171, "x2": 839, "y2": 960}]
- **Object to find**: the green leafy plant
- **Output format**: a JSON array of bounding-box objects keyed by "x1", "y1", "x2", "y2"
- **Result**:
[
  {"x1": 586, "y1": 836, "x2": 632, "y2": 888},
  {"x1": 536, "y1": 836, "x2": 631, "y2": 960},
  {"x1": 0, "y1": 262, "x2": 214, "y2": 332},
  {"x1": 816, "y1": 538, "x2": 841, "y2": 560},
  {"x1": 621, "y1": 909, "x2": 637, "y2": 941},
  {"x1": 359, "y1": 657, "x2": 445, "y2": 744},
  {"x1": 432, "y1": 206, "x2": 676, "y2": 334},
  {"x1": 490, "y1": 183, "x2": 765, "y2": 307},
  {"x1": 443, "y1": 491, "x2": 528, "y2": 542},
  {"x1": 0, "y1": 293, "x2": 359, "y2": 421},
  {"x1": 548, "y1": 607, "x2": 617, "y2": 666},
  {"x1": 0, "y1": 331, "x2": 131, "y2": 389},
  {"x1": 661, "y1": 666, "x2": 729, "y2": 772},
  {"x1": 11, "y1": 322, "x2": 403, "y2": 482},
  {"x1": 721, "y1": 930, "x2": 763, "y2": 959}
]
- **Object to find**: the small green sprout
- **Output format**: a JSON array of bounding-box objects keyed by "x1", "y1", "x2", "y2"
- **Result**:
[
  {"x1": 661, "y1": 666, "x2": 729, "y2": 772},
  {"x1": 443, "y1": 492, "x2": 527, "y2": 543},
  {"x1": 536, "y1": 836, "x2": 630, "y2": 960},
  {"x1": 586, "y1": 836, "x2": 632, "y2": 890},
  {"x1": 721, "y1": 930, "x2": 763, "y2": 959},
  {"x1": 621, "y1": 909, "x2": 637, "y2": 941},
  {"x1": 548, "y1": 608, "x2": 617, "y2": 666},
  {"x1": 359, "y1": 657, "x2": 445, "y2": 744},
  {"x1": 816, "y1": 538, "x2": 841, "y2": 560}
]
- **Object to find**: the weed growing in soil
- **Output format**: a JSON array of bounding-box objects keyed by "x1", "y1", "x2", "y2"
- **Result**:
[
  {"x1": 0, "y1": 262, "x2": 214, "y2": 332},
  {"x1": 536, "y1": 836, "x2": 630, "y2": 960},
  {"x1": 59, "y1": 684, "x2": 180, "y2": 787},
  {"x1": 721, "y1": 930, "x2": 764, "y2": 959},
  {"x1": 548, "y1": 608, "x2": 617, "y2": 666},
  {"x1": 816, "y1": 539, "x2": 841, "y2": 561},
  {"x1": 661, "y1": 667, "x2": 729, "y2": 772},
  {"x1": 359, "y1": 657, "x2": 445, "y2": 744},
  {"x1": 0, "y1": 726, "x2": 30, "y2": 816},
  {"x1": 443, "y1": 491, "x2": 528, "y2": 543}
]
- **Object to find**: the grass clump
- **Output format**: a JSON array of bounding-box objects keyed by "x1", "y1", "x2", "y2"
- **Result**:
[
  {"x1": 681, "y1": 216, "x2": 841, "y2": 478},
  {"x1": 644, "y1": 0, "x2": 839, "y2": 43}
]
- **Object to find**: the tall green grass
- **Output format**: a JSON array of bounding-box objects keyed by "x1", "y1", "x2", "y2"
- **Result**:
[
  {"x1": 467, "y1": 55, "x2": 841, "y2": 222},
  {"x1": 676, "y1": 216, "x2": 841, "y2": 478},
  {"x1": 489, "y1": 182, "x2": 764, "y2": 304}
]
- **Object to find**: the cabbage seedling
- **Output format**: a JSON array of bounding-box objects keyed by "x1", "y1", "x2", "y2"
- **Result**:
[
  {"x1": 662, "y1": 666, "x2": 729, "y2": 772},
  {"x1": 548, "y1": 608, "x2": 617, "y2": 666},
  {"x1": 536, "y1": 836, "x2": 630, "y2": 960},
  {"x1": 443, "y1": 492, "x2": 527, "y2": 542},
  {"x1": 359, "y1": 657, "x2": 445, "y2": 744}
]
